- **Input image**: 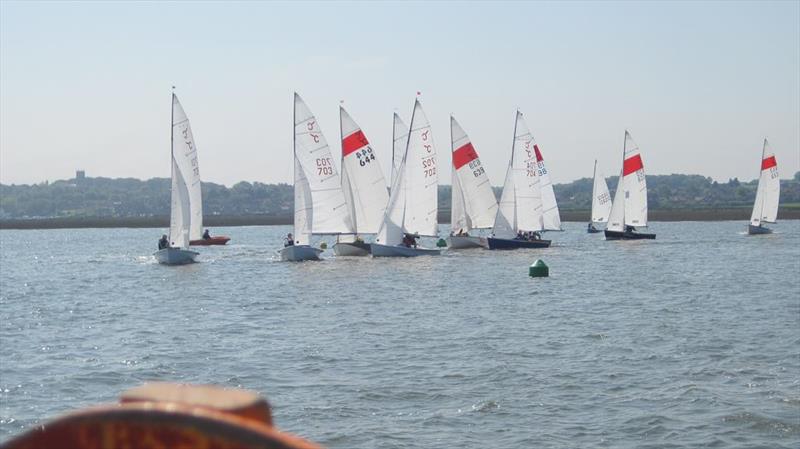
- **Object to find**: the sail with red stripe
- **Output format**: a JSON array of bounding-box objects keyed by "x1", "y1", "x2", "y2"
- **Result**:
[
  {"x1": 450, "y1": 116, "x2": 498, "y2": 233},
  {"x1": 339, "y1": 107, "x2": 389, "y2": 235},
  {"x1": 530, "y1": 141, "x2": 562, "y2": 231},
  {"x1": 492, "y1": 111, "x2": 544, "y2": 238},
  {"x1": 606, "y1": 130, "x2": 648, "y2": 231},
  {"x1": 750, "y1": 138, "x2": 780, "y2": 226}
]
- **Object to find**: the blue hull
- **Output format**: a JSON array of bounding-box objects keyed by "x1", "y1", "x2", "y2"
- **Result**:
[{"x1": 486, "y1": 237, "x2": 551, "y2": 250}]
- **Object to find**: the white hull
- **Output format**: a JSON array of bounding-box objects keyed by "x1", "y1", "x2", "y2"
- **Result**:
[
  {"x1": 154, "y1": 248, "x2": 199, "y2": 265},
  {"x1": 370, "y1": 243, "x2": 441, "y2": 257},
  {"x1": 279, "y1": 245, "x2": 323, "y2": 262},
  {"x1": 447, "y1": 235, "x2": 486, "y2": 249},
  {"x1": 333, "y1": 242, "x2": 370, "y2": 257}
]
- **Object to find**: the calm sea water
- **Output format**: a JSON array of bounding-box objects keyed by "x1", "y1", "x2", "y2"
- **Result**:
[{"x1": 1, "y1": 221, "x2": 798, "y2": 448}]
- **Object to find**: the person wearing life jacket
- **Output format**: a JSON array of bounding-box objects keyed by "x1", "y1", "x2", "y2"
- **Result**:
[
  {"x1": 588, "y1": 223, "x2": 597, "y2": 232},
  {"x1": 284, "y1": 233, "x2": 294, "y2": 247},
  {"x1": 203, "y1": 229, "x2": 211, "y2": 240},
  {"x1": 625, "y1": 225, "x2": 636, "y2": 233},
  {"x1": 158, "y1": 234, "x2": 169, "y2": 250}
]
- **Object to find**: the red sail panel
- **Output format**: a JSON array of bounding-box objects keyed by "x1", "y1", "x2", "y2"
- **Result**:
[
  {"x1": 761, "y1": 156, "x2": 777, "y2": 171},
  {"x1": 623, "y1": 154, "x2": 644, "y2": 176},
  {"x1": 533, "y1": 144, "x2": 544, "y2": 162},
  {"x1": 342, "y1": 130, "x2": 368, "y2": 157},
  {"x1": 453, "y1": 143, "x2": 479, "y2": 169}
]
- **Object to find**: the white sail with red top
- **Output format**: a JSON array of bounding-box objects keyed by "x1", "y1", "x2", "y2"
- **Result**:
[
  {"x1": 450, "y1": 116, "x2": 498, "y2": 233},
  {"x1": 750, "y1": 138, "x2": 780, "y2": 226},
  {"x1": 607, "y1": 130, "x2": 648, "y2": 231}
]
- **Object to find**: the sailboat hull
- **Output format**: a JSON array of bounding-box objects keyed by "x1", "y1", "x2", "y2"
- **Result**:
[
  {"x1": 279, "y1": 245, "x2": 323, "y2": 262},
  {"x1": 370, "y1": 243, "x2": 441, "y2": 257},
  {"x1": 486, "y1": 237, "x2": 551, "y2": 250},
  {"x1": 447, "y1": 235, "x2": 487, "y2": 249},
  {"x1": 333, "y1": 241, "x2": 371, "y2": 256},
  {"x1": 190, "y1": 236, "x2": 231, "y2": 246},
  {"x1": 747, "y1": 224, "x2": 773, "y2": 235},
  {"x1": 604, "y1": 230, "x2": 656, "y2": 240},
  {"x1": 154, "y1": 248, "x2": 199, "y2": 265}
]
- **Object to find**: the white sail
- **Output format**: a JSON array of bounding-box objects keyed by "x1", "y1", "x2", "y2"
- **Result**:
[
  {"x1": 450, "y1": 116, "x2": 498, "y2": 232},
  {"x1": 391, "y1": 113, "x2": 408, "y2": 189},
  {"x1": 606, "y1": 169, "x2": 625, "y2": 232},
  {"x1": 169, "y1": 157, "x2": 191, "y2": 248},
  {"x1": 170, "y1": 95, "x2": 204, "y2": 241},
  {"x1": 403, "y1": 99, "x2": 439, "y2": 236},
  {"x1": 530, "y1": 138, "x2": 562, "y2": 230},
  {"x1": 750, "y1": 138, "x2": 780, "y2": 225},
  {"x1": 339, "y1": 107, "x2": 389, "y2": 235},
  {"x1": 293, "y1": 93, "x2": 353, "y2": 237},
  {"x1": 376, "y1": 99, "x2": 439, "y2": 244},
  {"x1": 591, "y1": 160, "x2": 612, "y2": 223},
  {"x1": 493, "y1": 111, "x2": 543, "y2": 238},
  {"x1": 622, "y1": 131, "x2": 648, "y2": 227}
]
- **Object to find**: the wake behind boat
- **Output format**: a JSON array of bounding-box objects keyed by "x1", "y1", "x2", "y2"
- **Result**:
[
  {"x1": 747, "y1": 138, "x2": 780, "y2": 235},
  {"x1": 154, "y1": 92, "x2": 201, "y2": 265},
  {"x1": 280, "y1": 93, "x2": 353, "y2": 262},
  {"x1": 604, "y1": 131, "x2": 655, "y2": 240},
  {"x1": 371, "y1": 98, "x2": 441, "y2": 257}
]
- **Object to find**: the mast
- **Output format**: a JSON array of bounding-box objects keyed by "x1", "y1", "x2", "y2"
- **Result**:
[
  {"x1": 511, "y1": 111, "x2": 519, "y2": 231},
  {"x1": 757, "y1": 138, "x2": 767, "y2": 223},
  {"x1": 591, "y1": 159, "x2": 597, "y2": 223},
  {"x1": 292, "y1": 92, "x2": 297, "y2": 241}
]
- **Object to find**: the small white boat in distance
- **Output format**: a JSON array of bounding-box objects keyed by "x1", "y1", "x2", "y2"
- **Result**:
[
  {"x1": 371, "y1": 98, "x2": 441, "y2": 257},
  {"x1": 155, "y1": 92, "x2": 200, "y2": 265},
  {"x1": 448, "y1": 116, "x2": 497, "y2": 249},
  {"x1": 588, "y1": 159, "x2": 612, "y2": 233},
  {"x1": 280, "y1": 93, "x2": 353, "y2": 262},
  {"x1": 748, "y1": 138, "x2": 780, "y2": 235},
  {"x1": 333, "y1": 106, "x2": 390, "y2": 256}
]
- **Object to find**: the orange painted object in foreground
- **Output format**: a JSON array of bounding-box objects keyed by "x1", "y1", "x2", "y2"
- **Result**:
[
  {"x1": 1, "y1": 383, "x2": 322, "y2": 449},
  {"x1": 190, "y1": 236, "x2": 231, "y2": 246}
]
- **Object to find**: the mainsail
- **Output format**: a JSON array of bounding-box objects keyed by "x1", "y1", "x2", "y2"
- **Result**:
[
  {"x1": 377, "y1": 99, "x2": 439, "y2": 244},
  {"x1": 292, "y1": 93, "x2": 353, "y2": 245},
  {"x1": 591, "y1": 159, "x2": 612, "y2": 223},
  {"x1": 493, "y1": 111, "x2": 544, "y2": 238},
  {"x1": 168, "y1": 94, "x2": 202, "y2": 248},
  {"x1": 750, "y1": 138, "x2": 780, "y2": 226},
  {"x1": 450, "y1": 116, "x2": 498, "y2": 233},
  {"x1": 391, "y1": 113, "x2": 408, "y2": 190},
  {"x1": 606, "y1": 131, "x2": 648, "y2": 231},
  {"x1": 339, "y1": 107, "x2": 389, "y2": 235}
]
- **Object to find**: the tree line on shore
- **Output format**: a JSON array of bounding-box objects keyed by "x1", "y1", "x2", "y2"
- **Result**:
[{"x1": 1, "y1": 172, "x2": 799, "y2": 220}]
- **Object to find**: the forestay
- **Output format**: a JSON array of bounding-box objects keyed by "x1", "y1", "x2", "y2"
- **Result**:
[
  {"x1": 493, "y1": 111, "x2": 544, "y2": 238},
  {"x1": 339, "y1": 107, "x2": 389, "y2": 235},
  {"x1": 293, "y1": 93, "x2": 352, "y2": 245},
  {"x1": 450, "y1": 116, "x2": 497, "y2": 233},
  {"x1": 169, "y1": 94, "x2": 202, "y2": 248},
  {"x1": 591, "y1": 160, "x2": 612, "y2": 223},
  {"x1": 750, "y1": 138, "x2": 780, "y2": 226}
]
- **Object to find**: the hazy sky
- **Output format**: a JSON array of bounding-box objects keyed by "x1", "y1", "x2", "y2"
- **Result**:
[{"x1": 1, "y1": 1, "x2": 798, "y2": 187}]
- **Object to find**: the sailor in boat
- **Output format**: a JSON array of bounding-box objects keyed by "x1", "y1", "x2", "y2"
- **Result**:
[
  {"x1": 202, "y1": 229, "x2": 211, "y2": 240},
  {"x1": 588, "y1": 223, "x2": 597, "y2": 232},
  {"x1": 158, "y1": 234, "x2": 169, "y2": 250},
  {"x1": 402, "y1": 233, "x2": 418, "y2": 248},
  {"x1": 625, "y1": 225, "x2": 636, "y2": 234},
  {"x1": 284, "y1": 233, "x2": 294, "y2": 247},
  {"x1": 530, "y1": 231, "x2": 541, "y2": 241}
]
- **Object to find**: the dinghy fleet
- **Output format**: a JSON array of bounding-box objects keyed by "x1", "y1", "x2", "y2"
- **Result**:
[{"x1": 155, "y1": 92, "x2": 783, "y2": 265}]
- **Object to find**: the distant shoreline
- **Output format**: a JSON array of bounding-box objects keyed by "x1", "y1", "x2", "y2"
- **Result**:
[{"x1": 1, "y1": 208, "x2": 798, "y2": 230}]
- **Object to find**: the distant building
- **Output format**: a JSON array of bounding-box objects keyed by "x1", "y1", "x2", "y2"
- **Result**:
[{"x1": 76, "y1": 170, "x2": 86, "y2": 181}]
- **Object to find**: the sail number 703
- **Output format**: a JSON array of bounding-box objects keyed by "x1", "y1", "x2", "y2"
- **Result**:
[{"x1": 422, "y1": 157, "x2": 436, "y2": 178}]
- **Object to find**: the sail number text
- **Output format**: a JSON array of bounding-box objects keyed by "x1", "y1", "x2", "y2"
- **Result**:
[
  {"x1": 422, "y1": 156, "x2": 436, "y2": 178},
  {"x1": 316, "y1": 157, "x2": 334, "y2": 176}
]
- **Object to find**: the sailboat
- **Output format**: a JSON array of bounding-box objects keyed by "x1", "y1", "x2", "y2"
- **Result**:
[
  {"x1": 604, "y1": 131, "x2": 655, "y2": 240},
  {"x1": 371, "y1": 99, "x2": 441, "y2": 257},
  {"x1": 154, "y1": 92, "x2": 200, "y2": 265},
  {"x1": 448, "y1": 116, "x2": 498, "y2": 249},
  {"x1": 280, "y1": 93, "x2": 353, "y2": 261},
  {"x1": 588, "y1": 159, "x2": 612, "y2": 233},
  {"x1": 333, "y1": 107, "x2": 390, "y2": 256},
  {"x1": 748, "y1": 138, "x2": 780, "y2": 235},
  {"x1": 486, "y1": 111, "x2": 551, "y2": 250}
]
